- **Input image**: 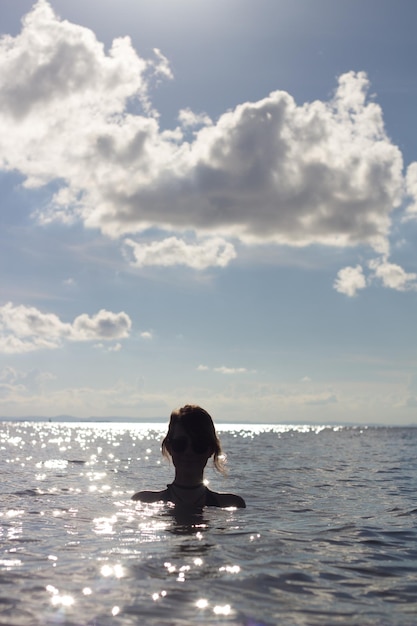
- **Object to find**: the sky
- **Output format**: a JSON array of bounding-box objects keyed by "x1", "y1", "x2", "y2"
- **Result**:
[{"x1": 1, "y1": 0, "x2": 417, "y2": 425}]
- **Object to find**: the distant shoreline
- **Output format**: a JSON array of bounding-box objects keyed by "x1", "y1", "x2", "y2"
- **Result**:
[{"x1": 1, "y1": 416, "x2": 416, "y2": 428}]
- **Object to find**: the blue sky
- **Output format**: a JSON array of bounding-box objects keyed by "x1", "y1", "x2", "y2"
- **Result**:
[{"x1": 1, "y1": 0, "x2": 417, "y2": 424}]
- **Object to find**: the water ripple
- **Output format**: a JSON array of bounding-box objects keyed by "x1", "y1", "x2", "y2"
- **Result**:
[{"x1": 1, "y1": 422, "x2": 417, "y2": 625}]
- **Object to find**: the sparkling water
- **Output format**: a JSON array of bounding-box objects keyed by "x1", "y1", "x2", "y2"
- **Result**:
[{"x1": 1, "y1": 421, "x2": 417, "y2": 625}]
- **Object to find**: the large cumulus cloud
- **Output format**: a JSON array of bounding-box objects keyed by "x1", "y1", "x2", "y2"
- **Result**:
[{"x1": 0, "y1": 0, "x2": 416, "y2": 273}]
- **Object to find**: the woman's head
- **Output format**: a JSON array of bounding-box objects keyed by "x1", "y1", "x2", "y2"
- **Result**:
[{"x1": 162, "y1": 405, "x2": 225, "y2": 473}]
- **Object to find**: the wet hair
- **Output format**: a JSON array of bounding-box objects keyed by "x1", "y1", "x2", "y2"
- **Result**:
[{"x1": 161, "y1": 404, "x2": 226, "y2": 473}]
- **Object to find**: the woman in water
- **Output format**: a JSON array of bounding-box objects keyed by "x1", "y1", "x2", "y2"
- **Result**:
[{"x1": 132, "y1": 405, "x2": 246, "y2": 508}]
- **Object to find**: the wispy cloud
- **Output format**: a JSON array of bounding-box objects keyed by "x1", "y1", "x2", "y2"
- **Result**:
[
  {"x1": 198, "y1": 364, "x2": 252, "y2": 375},
  {"x1": 0, "y1": 365, "x2": 55, "y2": 397},
  {"x1": 94, "y1": 342, "x2": 123, "y2": 353},
  {"x1": 214, "y1": 366, "x2": 249, "y2": 375},
  {"x1": 123, "y1": 236, "x2": 236, "y2": 269},
  {"x1": 405, "y1": 162, "x2": 417, "y2": 220},
  {"x1": 178, "y1": 108, "x2": 212, "y2": 129}
]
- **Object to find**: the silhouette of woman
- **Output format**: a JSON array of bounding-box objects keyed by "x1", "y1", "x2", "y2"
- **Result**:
[{"x1": 132, "y1": 405, "x2": 246, "y2": 508}]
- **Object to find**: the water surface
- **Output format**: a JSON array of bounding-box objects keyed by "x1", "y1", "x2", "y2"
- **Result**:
[{"x1": 1, "y1": 422, "x2": 417, "y2": 625}]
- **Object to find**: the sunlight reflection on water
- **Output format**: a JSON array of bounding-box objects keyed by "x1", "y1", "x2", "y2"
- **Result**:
[{"x1": 1, "y1": 421, "x2": 416, "y2": 625}]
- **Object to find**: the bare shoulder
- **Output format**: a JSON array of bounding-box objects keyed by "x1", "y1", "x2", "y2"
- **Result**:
[
  {"x1": 212, "y1": 492, "x2": 246, "y2": 508},
  {"x1": 131, "y1": 489, "x2": 168, "y2": 503}
]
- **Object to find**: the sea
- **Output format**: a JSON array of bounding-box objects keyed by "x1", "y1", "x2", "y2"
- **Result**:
[{"x1": 1, "y1": 421, "x2": 417, "y2": 626}]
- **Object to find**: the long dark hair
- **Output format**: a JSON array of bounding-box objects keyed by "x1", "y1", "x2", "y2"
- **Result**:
[{"x1": 161, "y1": 405, "x2": 226, "y2": 473}]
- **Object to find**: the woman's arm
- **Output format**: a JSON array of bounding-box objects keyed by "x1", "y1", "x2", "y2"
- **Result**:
[
  {"x1": 211, "y1": 491, "x2": 246, "y2": 508},
  {"x1": 131, "y1": 489, "x2": 168, "y2": 502}
]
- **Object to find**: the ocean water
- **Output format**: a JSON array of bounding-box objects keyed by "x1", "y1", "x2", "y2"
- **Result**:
[{"x1": 1, "y1": 422, "x2": 417, "y2": 626}]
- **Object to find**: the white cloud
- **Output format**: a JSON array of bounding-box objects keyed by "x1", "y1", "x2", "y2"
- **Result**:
[
  {"x1": 0, "y1": 377, "x2": 171, "y2": 418},
  {"x1": 94, "y1": 342, "x2": 122, "y2": 352},
  {"x1": 150, "y1": 47, "x2": 173, "y2": 82},
  {"x1": 305, "y1": 393, "x2": 337, "y2": 406},
  {"x1": 404, "y1": 162, "x2": 417, "y2": 219},
  {"x1": 0, "y1": 303, "x2": 132, "y2": 354},
  {"x1": 140, "y1": 331, "x2": 153, "y2": 339},
  {"x1": 333, "y1": 265, "x2": 367, "y2": 297},
  {"x1": 0, "y1": 2, "x2": 406, "y2": 260},
  {"x1": 198, "y1": 365, "x2": 249, "y2": 375},
  {"x1": 0, "y1": 303, "x2": 72, "y2": 351},
  {"x1": 0, "y1": 367, "x2": 20, "y2": 384},
  {"x1": 0, "y1": 0, "x2": 169, "y2": 191},
  {"x1": 334, "y1": 256, "x2": 417, "y2": 296},
  {"x1": 63, "y1": 277, "x2": 76, "y2": 287},
  {"x1": 123, "y1": 236, "x2": 236, "y2": 269},
  {"x1": 214, "y1": 366, "x2": 248, "y2": 375},
  {"x1": 0, "y1": 370, "x2": 411, "y2": 423},
  {"x1": 198, "y1": 364, "x2": 251, "y2": 375},
  {"x1": 178, "y1": 108, "x2": 212, "y2": 128},
  {"x1": 369, "y1": 257, "x2": 417, "y2": 291},
  {"x1": 0, "y1": 366, "x2": 55, "y2": 396},
  {"x1": 71, "y1": 309, "x2": 131, "y2": 341}
]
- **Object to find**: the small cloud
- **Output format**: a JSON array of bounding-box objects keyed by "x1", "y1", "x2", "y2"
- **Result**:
[
  {"x1": 0, "y1": 366, "x2": 19, "y2": 384},
  {"x1": 369, "y1": 257, "x2": 417, "y2": 292},
  {"x1": 63, "y1": 277, "x2": 76, "y2": 287},
  {"x1": 123, "y1": 236, "x2": 236, "y2": 270},
  {"x1": 94, "y1": 342, "x2": 122, "y2": 352},
  {"x1": 108, "y1": 342, "x2": 122, "y2": 352},
  {"x1": 0, "y1": 302, "x2": 132, "y2": 354},
  {"x1": 151, "y1": 47, "x2": 173, "y2": 81},
  {"x1": 178, "y1": 107, "x2": 212, "y2": 128},
  {"x1": 333, "y1": 265, "x2": 366, "y2": 297},
  {"x1": 213, "y1": 366, "x2": 248, "y2": 375},
  {"x1": 0, "y1": 365, "x2": 55, "y2": 397},
  {"x1": 71, "y1": 309, "x2": 131, "y2": 341},
  {"x1": 198, "y1": 364, "x2": 250, "y2": 375},
  {"x1": 305, "y1": 393, "x2": 338, "y2": 406},
  {"x1": 300, "y1": 376, "x2": 312, "y2": 383},
  {"x1": 404, "y1": 162, "x2": 417, "y2": 220},
  {"x1": 140, "y1": 331, "x2": 153, "y2": 339}
]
